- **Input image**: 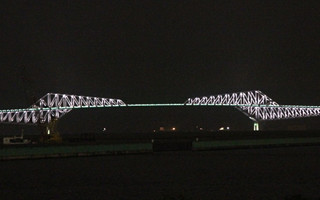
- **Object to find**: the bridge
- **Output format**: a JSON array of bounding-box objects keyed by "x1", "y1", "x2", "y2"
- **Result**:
[{"x1": 1, "y1": 90, "x2": 320, "y2": 130}]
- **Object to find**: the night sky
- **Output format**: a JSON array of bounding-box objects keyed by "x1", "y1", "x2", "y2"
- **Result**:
[{"x1": 0, "y1": 1, "x2": 319, "y2": 134}]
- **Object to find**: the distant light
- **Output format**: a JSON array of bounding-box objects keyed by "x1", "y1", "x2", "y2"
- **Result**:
[
  {"x1": 219, "y1": 127, "x2": 224, "y2": 131},
  {"x1": 226, "y1": 127, "x2": 230, "y2": 130},
  {"x1": 172, "y1": 127, "x2": 176, "y2": 131},
  {"x1": 254, "y1": 122, "x2": 259, "y2": 131},
  {"x1": 199, "y1": 127, "x2": 203, "y2": 131},
  {"x1": 102, "y1": 128, "x2": 107, "y2": 132}
]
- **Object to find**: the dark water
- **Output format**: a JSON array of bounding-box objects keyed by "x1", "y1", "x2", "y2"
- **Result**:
[{"x1": 1, "y1": 146, "x2": 320, "y2": 200}]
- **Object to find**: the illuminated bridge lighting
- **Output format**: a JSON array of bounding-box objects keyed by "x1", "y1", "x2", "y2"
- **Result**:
[
  {"x1": 185, "y1": 90, "x2": 320, "y2": 121},
  {"x1": 127, "y1": 103, "x2": 185, "y2": 107},
  {"x1": 2, "y1": 103, "x2": 320, "y2": 113},
  {"x1": 0, "y1": 93, "x2": 125, "y2": 124},
  {"x1": 1, "y1": 90, "x2": 320, "y2": 124}
]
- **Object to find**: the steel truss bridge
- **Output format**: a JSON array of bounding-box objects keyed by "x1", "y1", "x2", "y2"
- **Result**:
[{"x1": 1, "y1": 90, "x2": 320, "y2": 125}]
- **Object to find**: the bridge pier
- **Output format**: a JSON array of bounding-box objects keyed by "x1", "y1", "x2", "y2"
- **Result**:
[{"x1": 253, "y1": 122, "x2": 259, "y2": 131}]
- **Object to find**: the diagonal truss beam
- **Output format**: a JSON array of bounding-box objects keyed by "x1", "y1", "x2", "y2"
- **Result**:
[
  {"x1": 185, "y1": 90, "x2": 279, "y2": 106},
  {"x1": 0, "y1": 93, "x2": 126, "y2": 124},
  {"x1": 33, "y1": 93, "x2": 126, "y2": 108},
  {"x1": 184, "y1": 90, "x2": 320, "y2": 121},
  {"x1": 2, "y1": 90, "x2": 320, "y2": 124},
  {"x1": 240, "y1": 106, "x2": 320, "y2": 121}
]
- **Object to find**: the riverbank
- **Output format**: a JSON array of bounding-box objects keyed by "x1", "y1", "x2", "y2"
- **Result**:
[{"x1": 1, "y1": 130, "x2": 320, "y2": 160}]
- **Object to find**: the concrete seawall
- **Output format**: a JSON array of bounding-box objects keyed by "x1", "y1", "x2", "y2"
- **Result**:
[
  {"x1": 0, "y1": 143, "x2": 153, "y2": 160},
  {"x1": 192, "y1": 137, "x2": 320, "y2": 150},
  {"x1": 2, "y1": 135, "x2": 320, "y2": 160}
]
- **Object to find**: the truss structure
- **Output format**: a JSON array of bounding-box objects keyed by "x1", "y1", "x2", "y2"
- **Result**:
[
  {"x1": 0, "y1": 93, "x2": 126, "y2": 124},
  {"x1": 1, "y1": 90, "x2": 320, "y2": 125},
  {"x1": 33, "y1": 93, "x2": 126, "y2": 108},
  {"x1": 185, "y1": 90, "x2": 279, "y2": 106},
  {"x1": 185, "y1": 90, "x2": 320, "y2": 121},
  {"x1": 242, "y1": 106, "x2": 320, "y2": 121},
  {"x1": 0, "y1": 109, "x2": 71, "y2": 124}
]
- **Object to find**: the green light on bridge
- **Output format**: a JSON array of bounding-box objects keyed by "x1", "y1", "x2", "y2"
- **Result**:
[{"x1": 127, "y1": 103, "x2": 185, "y2": 107}]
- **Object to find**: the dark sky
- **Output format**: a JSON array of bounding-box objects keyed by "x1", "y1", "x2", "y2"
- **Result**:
[{"x1": 0, "y1": 1, "x2": 319, "y2": 133}]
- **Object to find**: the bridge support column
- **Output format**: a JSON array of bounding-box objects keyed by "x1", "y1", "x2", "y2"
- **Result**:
[{"x1": 253, "y1": 122, "x2": 259, "y2": 131}]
